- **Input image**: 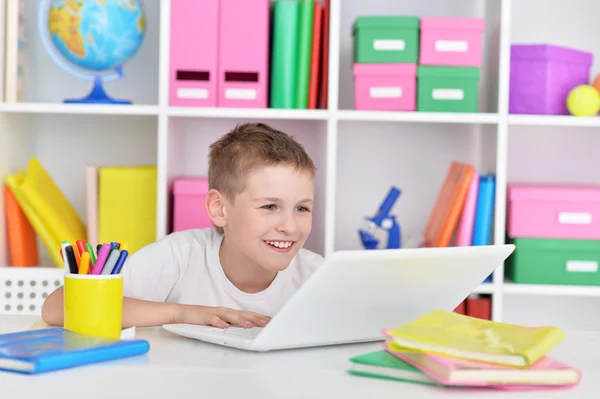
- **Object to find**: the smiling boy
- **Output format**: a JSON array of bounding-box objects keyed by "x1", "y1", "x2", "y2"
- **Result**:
[{"x1": 41, "y1": 122, "x2": 324, "y2": 329}]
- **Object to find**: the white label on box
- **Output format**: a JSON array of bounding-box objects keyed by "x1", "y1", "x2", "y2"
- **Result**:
[
  {"x1": 432, "y1": 89, "x2": 464, "y2": 101},
  {"x1": 225, "y1": 88, "x2": 257, "y2": 100},
  {"x1": 435, "y1": 40, "x2": 469, "y2": 52},
  {"x1": 373, "y1": 39, "x2": 405, "y2": 51},
  {"x1": 566, "y1": 260, "x2": 598, "y2": 273},
  {"x1": 558, "y1": 212, "x2": 592, "y2": 224},
  {"x1": 370, "y1": 87, "x2": 402, "y2": 98},
  {"x1": 177, "y1": 88, "x2": 209, "y2": 99}
]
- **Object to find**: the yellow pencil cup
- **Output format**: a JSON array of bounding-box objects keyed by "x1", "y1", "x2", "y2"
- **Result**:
[{"x1": 64, "y1": 273, "x2": 124, "y2": 340}]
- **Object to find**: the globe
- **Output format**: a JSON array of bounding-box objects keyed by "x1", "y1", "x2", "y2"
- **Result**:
[{"x1": 38, "y1": 0, "x2": 146, "y2": 104}]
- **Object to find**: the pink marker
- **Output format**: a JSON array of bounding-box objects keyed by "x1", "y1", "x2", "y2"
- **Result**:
[{"x1": 91, "y1": 243, "x2": 111, "y2": 275}]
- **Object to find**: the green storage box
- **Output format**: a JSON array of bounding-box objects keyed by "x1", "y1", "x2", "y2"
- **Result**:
[
  {"x1": 417, "y1": 66, "x2": 480, "y2": 113},
  {"x1": 506, "y1": 237, "x2": 600, "y2": 286},
  {"x1": 352, "y1": 16, "x2": 420, "y2": 63}
]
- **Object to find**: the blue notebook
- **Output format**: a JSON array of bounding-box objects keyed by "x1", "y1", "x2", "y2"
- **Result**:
[
  {"x1": 472, "y1": 174, "x2": 496, "y2": 246},
  {"x1": 0, "y1": 327, "x2": 150, "y2": 374},
  {"x1": 472, "y1": 174, "x2": 496, "y2": 283}
]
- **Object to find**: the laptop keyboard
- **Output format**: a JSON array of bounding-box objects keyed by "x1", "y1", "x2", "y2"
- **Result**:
[{"x1": 214, "y1": 326, "x2": 263, "y2": 339}]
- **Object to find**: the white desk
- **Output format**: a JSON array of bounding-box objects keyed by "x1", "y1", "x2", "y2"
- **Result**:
[{"x1": 1, "y1": 315, "x2": 599, "y2": 398}]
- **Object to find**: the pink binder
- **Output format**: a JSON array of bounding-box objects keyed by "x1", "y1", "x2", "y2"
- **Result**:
[
  {"x1": 454, "y1": 171, "x2": 479, "y2": 246},
  {"x1": 169, "y1": 0, "x2": 219, "y2": 107},
  {"x1": 217, "y1": 0, "x2": 270, "y2": 108},
  {"x1": 85, "y1": 166, "x2": 98, "y2": 247}
]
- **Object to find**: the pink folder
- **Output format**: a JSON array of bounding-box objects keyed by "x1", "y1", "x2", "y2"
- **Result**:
[
  {"x1": 454, "y1": 171, "x2": 479, "y2": 246},
  {"x1": 217, "y1": 0, "x2": 270, "y2": 108},
  {"x1": 169, "y1": 0, "x2": 219, "y2": 107}
]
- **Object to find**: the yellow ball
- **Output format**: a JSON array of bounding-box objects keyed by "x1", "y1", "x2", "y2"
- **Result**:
[{"x1": 566, "y1": 85, "x2": 600, "y2": 117}]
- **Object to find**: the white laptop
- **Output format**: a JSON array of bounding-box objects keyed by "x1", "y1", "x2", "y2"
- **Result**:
[{"x1": 162, "y1": 244, "x2": 515, "y2": 352}]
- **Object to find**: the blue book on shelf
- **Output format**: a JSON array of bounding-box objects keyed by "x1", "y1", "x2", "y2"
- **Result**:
[
  {"x1": 0, "y1": 328, "x2": 150, "y2": 374},
  {"x1": 472, "y1": 174, "x2": 496, "y2": 283}
]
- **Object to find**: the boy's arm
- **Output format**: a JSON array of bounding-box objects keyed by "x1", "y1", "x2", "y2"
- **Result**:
[
  {"x1": 41, "y1": 287, "x2": 180, "y2": 328},
  {"x1": 41, "y1": 287, "x2": 270, "y2": 328}
]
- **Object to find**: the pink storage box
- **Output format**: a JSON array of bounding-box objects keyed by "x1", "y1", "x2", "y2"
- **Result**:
[
  {"x1": 169, "y1": 0, "x2": 219, "y2": 107},
  {"x1": 173, "y1": 177, "x2": 212, "y2": 232},
  {"x1": 507, "y1": 183, "x2": 600, "y2": 239},
  {"x1": 353, "y1": 64, "x2": 417, "y2": 111},
  {"x1": 217, "y1": 0, "x2": 270, "y2": 108},
  {"x1": 419, "y1": 17, "x2": 484, "y2": 67}
]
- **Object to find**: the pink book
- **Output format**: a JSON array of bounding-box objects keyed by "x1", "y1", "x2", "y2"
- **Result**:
[
  {"x1": 454, "y1": 172, "x2": 479, "y2": 246},
  {"x1": 85, "y1": 166, "x2": 98, "y2": 246},
  {"x1": 385, "y1": 344, "x2": 581, "y2": 390}
]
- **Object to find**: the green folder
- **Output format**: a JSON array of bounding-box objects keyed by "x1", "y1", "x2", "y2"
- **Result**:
[
  {"x1": 269, "y1": 1, "x2": 300, "y2": 109},
  {"x1": 347, "y1": 350, "x2": 438, "y2": 386},
  {"x1": 295, "y1": 0, "x2": 314, "y2": 108}
]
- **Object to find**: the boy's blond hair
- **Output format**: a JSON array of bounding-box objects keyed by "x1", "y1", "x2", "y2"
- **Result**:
[{"x1": 207, "y1": 122, "x2": 316, "y2": 234}]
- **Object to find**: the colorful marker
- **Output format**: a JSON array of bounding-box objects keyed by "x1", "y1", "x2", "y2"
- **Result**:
[
  {"x1": 76, "y1": 240, "x2": 87, "y2": 256},
  {"x1": 64, "y1": 246, "x2": 78, "y2": 274},
  {"x1": 79, "y1": 252, "x2": 91, "y2": 274},
  {"x1": 111, "y1": 250, "x2": 129, "y2": 274},
  {"x1": 72, "y1": 243, "x2": 81, "y2": 268},
  {"x1": 60, "y1": 241, "x2": 72, "y2": 272},
  {"x1": 91, "y1": 243, "x2": 111, "y2": 275},
  {"x1": 101, "y1": 249, "x2": 120, "y2": 275},
  {"x1": 85, "y1": 243, "x2": 97, "y2": 265}
]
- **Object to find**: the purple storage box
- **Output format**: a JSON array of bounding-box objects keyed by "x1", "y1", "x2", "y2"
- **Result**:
[{"x1": 509, "y1": 44, "x2": 594, "y2": 115}]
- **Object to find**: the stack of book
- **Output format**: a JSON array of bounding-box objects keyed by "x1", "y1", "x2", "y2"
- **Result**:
[{"x1": 348, "y1": 310, "x2": 581, "y2": 390}]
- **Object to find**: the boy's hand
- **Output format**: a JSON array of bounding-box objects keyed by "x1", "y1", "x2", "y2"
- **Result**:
[{"x1": 174, "y1": 305, "x2": 271, "y2": 329}]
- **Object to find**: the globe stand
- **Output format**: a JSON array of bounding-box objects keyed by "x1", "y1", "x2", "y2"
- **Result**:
[{"x1": 64, "y1": 76, "x2": 131, "y2": 105}]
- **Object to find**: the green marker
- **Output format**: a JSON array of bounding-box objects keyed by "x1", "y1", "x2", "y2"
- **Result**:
[{"x1": 85, "y1": 243, "x2": 97, "y2": 265}]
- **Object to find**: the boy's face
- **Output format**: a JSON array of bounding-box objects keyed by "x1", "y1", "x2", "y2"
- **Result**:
[{"x1": 222, "y1": 164, "x2": 314, "y2": 273}]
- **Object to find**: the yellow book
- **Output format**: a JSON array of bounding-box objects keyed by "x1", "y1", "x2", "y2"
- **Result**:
[
  {"x1": 385, "y1": 310, "x2": 565, "y2": 368},
  {"x1": 98, "y1": 165, "x2": 157, "y2": 254},
  {"x1": 17, "y1": 157, "x2": 87, "y2": 245}
]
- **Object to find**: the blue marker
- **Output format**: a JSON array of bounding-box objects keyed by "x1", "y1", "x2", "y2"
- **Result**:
[{"x1": 111, "y1": 250, "x2": 129, "y2": 274}]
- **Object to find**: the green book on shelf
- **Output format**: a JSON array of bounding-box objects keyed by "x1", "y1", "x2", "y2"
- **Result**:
[
  {"x1": 347, "y1": 350, "x2": 438, "y2": 386},
  {"x1": 269, "y1": 1, "x2": 300, "y2": 109},
  {"x1": 295, "y1": 0, "x2": 314, "y2": 109}
]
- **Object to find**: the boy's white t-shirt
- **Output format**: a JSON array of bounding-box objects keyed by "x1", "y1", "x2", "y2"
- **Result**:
[{"x1": 122, "y1": 228, "x2": 324, "y2": 317}]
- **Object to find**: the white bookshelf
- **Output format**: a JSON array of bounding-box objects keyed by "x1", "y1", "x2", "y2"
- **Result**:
[{"x1": 1, "y1": 0, "x2": 600, "y2": 330}]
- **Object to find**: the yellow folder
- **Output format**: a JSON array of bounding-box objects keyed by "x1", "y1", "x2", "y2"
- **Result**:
[
  {"x1": 17, "y1": 157, "x2": 87, "y2": 245},
  {"x1": 98, "y1": 166, "x2": 157, "y2": 254}
]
